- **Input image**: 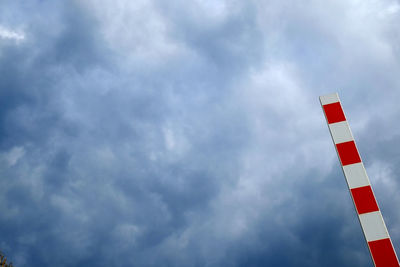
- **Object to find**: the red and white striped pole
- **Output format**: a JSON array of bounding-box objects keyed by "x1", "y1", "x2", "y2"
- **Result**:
[{"x1": 320, "y1": 93, "x2": 399, "y2": 267}]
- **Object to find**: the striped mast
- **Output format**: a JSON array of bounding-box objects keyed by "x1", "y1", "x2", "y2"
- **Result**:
[{"x1": 320, "y1": 93, "x2": 399, "y2": 267}]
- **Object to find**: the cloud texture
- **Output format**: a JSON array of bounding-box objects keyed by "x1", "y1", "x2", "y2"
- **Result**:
[{"x1": 1, "y1": 0, "x2": 400, "y2": 266}]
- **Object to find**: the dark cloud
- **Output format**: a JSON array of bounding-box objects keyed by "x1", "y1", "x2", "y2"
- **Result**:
[{"x1": 1, "y1": 0, "x2": 400, "y2": 266}]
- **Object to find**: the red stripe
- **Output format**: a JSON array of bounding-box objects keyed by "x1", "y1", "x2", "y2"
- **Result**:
[
  {"x1": 336, "y1": 141, "x2": 361, "y2": 166},
  {"x1": 350, "y1": 185, "x2": 379, "y2": 214},
  {"x1": 323, "y1": 102, "x2": 346, "y2": 124},
  {"x1": 369, "y1": 238, "x2": 400, "y2": 267}
]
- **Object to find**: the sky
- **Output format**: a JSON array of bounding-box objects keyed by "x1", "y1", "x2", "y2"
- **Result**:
[{"x1": 1, "y1": 0, "x2": 400, "y2": 266}]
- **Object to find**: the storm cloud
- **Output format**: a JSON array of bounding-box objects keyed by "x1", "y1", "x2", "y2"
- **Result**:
[{"x1": 1, "y1": 0, "x2": 400, "y2": 266}]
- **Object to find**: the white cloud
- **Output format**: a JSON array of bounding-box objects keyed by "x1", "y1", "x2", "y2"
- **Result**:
[
  {"x1": 0, "y1": 25, "x2": 25, "y2": 42},
  {"x1": 1, "y1": 146, "x2": 25, "y2": 167}
]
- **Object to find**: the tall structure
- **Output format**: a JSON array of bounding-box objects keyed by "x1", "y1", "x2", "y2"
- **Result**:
[{"x1": 320, "y1": 93, "x2": 399, "y2": 267}]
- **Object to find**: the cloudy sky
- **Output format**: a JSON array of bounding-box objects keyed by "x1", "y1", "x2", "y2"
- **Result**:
[{"x1": 1, "y1": 0, "x2": 400, "y2": 266}]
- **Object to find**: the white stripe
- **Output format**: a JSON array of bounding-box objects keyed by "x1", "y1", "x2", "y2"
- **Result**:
[
  {"x1": 343, "y1": 162, "x2": 371, "y2": 189},
  {"x1": 319, "y1": 93, "x2": 339, "y2": 105},
  {"x1": 359, "y1": 211, "x2": 389, "y2": 242},
  {"x1": 329, "y1": 121, "x2": 353, "y2": 144}
]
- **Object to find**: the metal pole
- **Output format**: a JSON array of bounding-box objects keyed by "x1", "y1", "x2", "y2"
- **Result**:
[{"x1": 320, "y1": 93, "x2": 399, "y2": 267}]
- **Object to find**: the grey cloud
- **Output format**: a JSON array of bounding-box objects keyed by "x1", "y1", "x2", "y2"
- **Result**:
[{"x1": 1, "y1": 0, "x2": 400, "y2": 266}]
